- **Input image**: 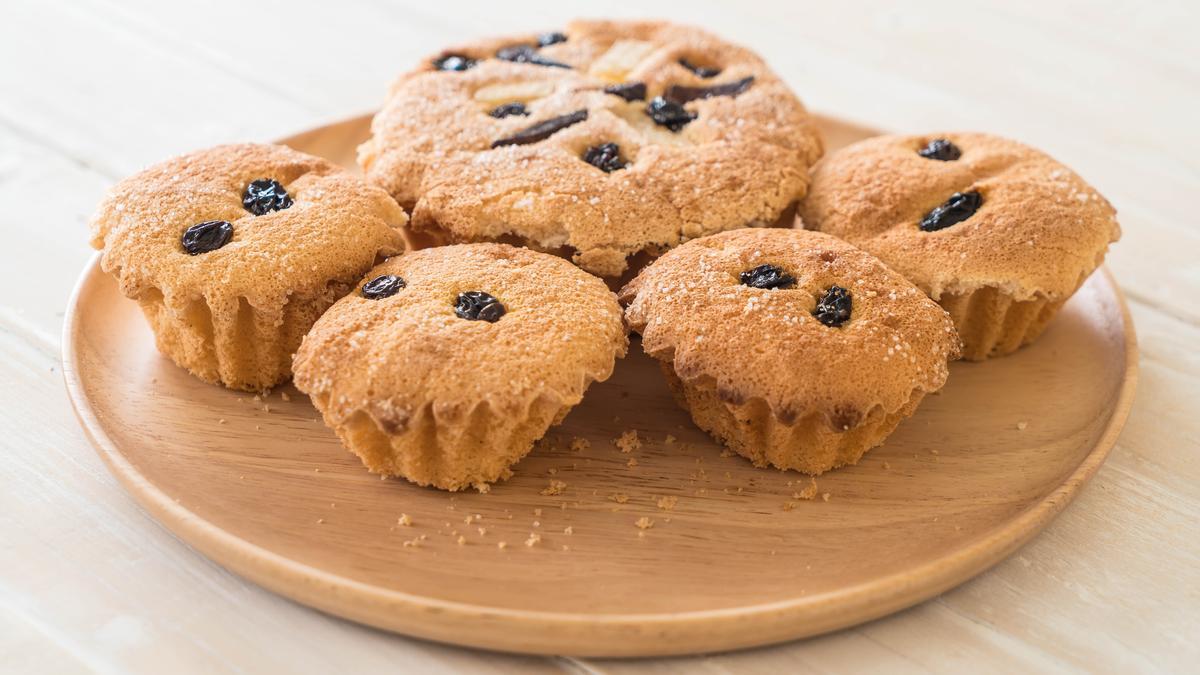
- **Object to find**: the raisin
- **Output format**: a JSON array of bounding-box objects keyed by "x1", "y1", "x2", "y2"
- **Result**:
[
  {"x1": 489, "y1": 102, "x2": 529, "y2": 118},
  {"x1": 603, "y1": 82, "x2": 647, "y2": 102},
  {"x1": 664, "y1": 76, "x2": 755, "y2": 105},
  {"x1": 740, "y1": 264, "x2": 795, "y2": 290},
  {"x1": 813, "y1": 286, "x2": 852, "y2": 327},
  {"x1": 920, "y1": 191, "x2": 982, "y2": 232},
  {"x1": 582, "y1": 143, "x2": 628, "y2": 173},
  {"x1": 496, "y1": 45, "x2": 569, "y2": 69},
  {"x1": 492, "y1": 109, "x2": 588, "y2": 147},
  {"x1": 181, "y1": 220, "x2": 232, "y2": 255},
  {"x1": 679, "y1": 58, "x2": 721, "y2": 78},
  {"x1": 242, "y1": 178, "x2": 293, "y2": 216},
  {"x1": 361, "y1": 274, "x2": 405, "y2": 299},
  {"x1": 918, "y1": 138, "x2": 961, "y2": 161},
  {"x1": 455, "y1": 291, "x2": 506, "y2": 322},
  {"x1": 537, "y1": 31, "x2": 567, "y2": 47},
  {"x1": 433, "y1": 54, "x2": 477, "y2": 71},
  {"x1": 645, "y1": 97, "x2": 696, "y2": 132}
]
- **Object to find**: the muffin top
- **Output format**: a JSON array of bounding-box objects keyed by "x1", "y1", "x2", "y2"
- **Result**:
[
  {"x1": 359, "y1": 19, "x2": 823, "y2": 277},
  {"x1": 620, "y1": 228, "x2": 960, "y2": 430},
  {"x1": 797, "y1": 132, "x2": 1120, "y2": 301},
  {"x1": 293, "y1": 243, "x2": 628, "y2": 431},
  {"x1": 89, "y1": 143, "x2": 408, "y2": 311}
]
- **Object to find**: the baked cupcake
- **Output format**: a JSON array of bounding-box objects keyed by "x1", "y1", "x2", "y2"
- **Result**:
[
  {"x1": 89, "y1": 143, "x2": 408, "y2": 391},
  {"x1": 797, "y1": 132, "x2": 1120, "y2": 360},
  {"x1": 292, "y1": 243, "x2": 627, "y2": 491},
  {"x1": 620, "y1": 228, "x2": 960, "y2": 474},
  {"x1": 359, "y1": 19, "x2": 823, "y2": 278}
]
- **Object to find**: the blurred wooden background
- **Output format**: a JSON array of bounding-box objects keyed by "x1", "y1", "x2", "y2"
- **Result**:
[{"x1": 1, "y1": 0, "x2": 1197, "y2": 672}]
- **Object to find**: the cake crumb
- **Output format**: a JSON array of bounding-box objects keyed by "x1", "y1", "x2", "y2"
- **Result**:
[
  {"x1": 477, "y1": 527, "x2": 487, "y2": 536},
  {"x1": 456, "y1": 535, "x2": 466, "y2": 546},
  {"x1": 615, "y1": 430, "x2": 641, "y2": 453},
  {"x1": 218, "y1": 419, "x2": 226, "y2": 425},
  {"x1": 1017, "y1": 421, "x2": 1028, "y2": 430},
  {"x1": 656, "y1": 496, "x2": 679, "y2": 511},
  {"x1": 541, "y1": 479, "x2": 568, "y2": 496},
  {"x1": 525, "y1": 533, "x2": 541, "y2": 547},
  {"x1": 626, "y1": 457, "x2": 639, "y2": 468},
  {"x1": 782, "y1": 501, "x2": 797, "y2": 511},
  {"x1": 497, "y1": 541, "x2": 508, "y2": 550},
  {"x1": 398, "y1": 514, "x2": 413, "y2": 526},
  {"x1": 609, "y1": 493, "x2": 630, "y2": 504},
  {"x1": 719, "y1": 448, "x2": 735, "y2": 458},
  {"x1": 664, "y1": 434, "x2": 677, "y2": 444},
  {"x1": 793, "y1": 477, "x2": 819, "y2": 500},
  {"x1": 563, "y1": 526, "x2": 574, "y2": 535},
  {"x1": 821, "y1": 492, "x2": 831, "y2": 502},
  {"x1": 280, "y1": 391, "x2": 291, "y2": 402},
  {"x1": 882, "y1": 461, "x2": 891, "y2": 470},
  {"x1": 569, "y1": 437, "x2": 590, "y2": 452},
  {"x1": 635, "y1": 517, "x2": 654, "y2": 530},
  {"x1": 533, "y1": 508, "x2": 543, "y2": 517},
  {"x1": 316, "y1": 518, "x2": 324, "y2": 524}
]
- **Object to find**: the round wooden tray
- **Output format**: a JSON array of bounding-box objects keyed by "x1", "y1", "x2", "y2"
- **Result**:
[{"x1": 62, "y1": 114, "x2": 1138, "y2": 657}]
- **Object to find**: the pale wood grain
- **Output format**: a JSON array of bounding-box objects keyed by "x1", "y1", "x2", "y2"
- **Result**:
[{"x1": 0, "y1": 0, "x2": 1197, "y2": 671}]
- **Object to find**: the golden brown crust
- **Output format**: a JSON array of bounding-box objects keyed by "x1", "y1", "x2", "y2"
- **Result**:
[
  {"x1": 797, "y1": 132, "x2": 1120, "y2": 302},
  {"x1": 621, "y1": 228, "x2": 960, "y2": 433},
  {"x1": 359, "y1": 19, "x2": 823, "y2": 277},
  {"x1": 293, "y1": 243, "x2": 628, "y2": 490},
  {"x1": 88, "y1": 143, "x2": 408, "y2": 390}
]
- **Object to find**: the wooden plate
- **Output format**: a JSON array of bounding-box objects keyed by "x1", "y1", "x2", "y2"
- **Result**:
[{"x1": 62, "y1": 114, "x2": 1138, "y2": 657}]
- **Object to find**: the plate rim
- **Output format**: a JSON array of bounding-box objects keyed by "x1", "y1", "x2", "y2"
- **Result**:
[{"x1": 62, "y1": 119, "x2": 1139, "y2": 657}]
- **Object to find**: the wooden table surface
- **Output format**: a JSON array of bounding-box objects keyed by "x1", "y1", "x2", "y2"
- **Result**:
[{"x1": 1, "y1": 1, "x2": 1196, "y2": 672}]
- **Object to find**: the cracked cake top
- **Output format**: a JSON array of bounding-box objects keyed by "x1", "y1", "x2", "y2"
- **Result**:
[{"x1": 359, "y1": 19, "x2": 823, "y2": 277}]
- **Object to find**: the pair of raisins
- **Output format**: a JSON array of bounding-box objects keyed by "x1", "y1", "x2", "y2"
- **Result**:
[
  {"x1": 181, "y1": 179, "x2": 293, "y2": 255},
  {"x1": 361, "y1": 276, "x2": 506, "y2": 323},
  {"x1": 740, "y1": 264, "x2": 852, "y2": 328}
]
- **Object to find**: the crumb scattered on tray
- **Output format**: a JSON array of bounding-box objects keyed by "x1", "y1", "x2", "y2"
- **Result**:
[
  {"x1": 398, "y1": 514, "x2": 412, "y2": 526},
  {"x1": 457, "y1": 535, "x2": 466, "y2": 546},
  {"x1": 563, "y1": 526, "x2": 574, "y2": 535},
  {"x1": 614, "y1": 430, "x2": 641, "y2": 453},
  {"x1": 626, "y1": 457, "x2": 639, "y2": 468},
  {"x1": 525, "y1": 533, "x2": 541, "y2": 547},
  {"x1": 280, "y1": 391, "x2": 291, "y2": 402},
  {"x1": 635, "y1": 517, "x2": 655, "y2": 530},
  {"x1": 497, "y1": 541, "x2": 508, "y2": 550},
  {"x1": 609, "y1": 493, "x2": 629, "y2": 504},
  {"x1": 664, "y1": 434, "x2": 677, "y2": 444},
  {"x1": 821, "y1": 492, "x2": 831, "y2": 502},
  {"x1": 656, "y1": 496, "x2": 678, "y2": 511},
  {"x1": 793, "y1": 477, "x2": 819, "y2": 501},
  {"x1": 541, "y1": 479, "x2": 568, "y2": 496},
  {"x1": 1017, "y1": 421, "x2": 1028, "y2": 430}
]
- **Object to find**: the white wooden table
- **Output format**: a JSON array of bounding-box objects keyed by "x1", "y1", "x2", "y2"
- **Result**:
[{"x1": 2, "y1": 1, "x2": 1196, "y2": 672}]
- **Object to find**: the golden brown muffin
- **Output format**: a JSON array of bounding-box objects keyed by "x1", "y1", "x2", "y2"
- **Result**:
[
  {"x1": 620, "y1": 228, "x2": 960, "y2": 474},
  {"x1": 89, "y1": 143, "x2": 408, "y2": 391},
  {"x1": 797, "y1": 132, "x2": 1120, "y2": 360},
  {"x1": 359, "y1": 19, "x2": 823, "y2": 278},
  {"x1": 293, "y1": 243, "x2": 628, "y2": 491}
]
